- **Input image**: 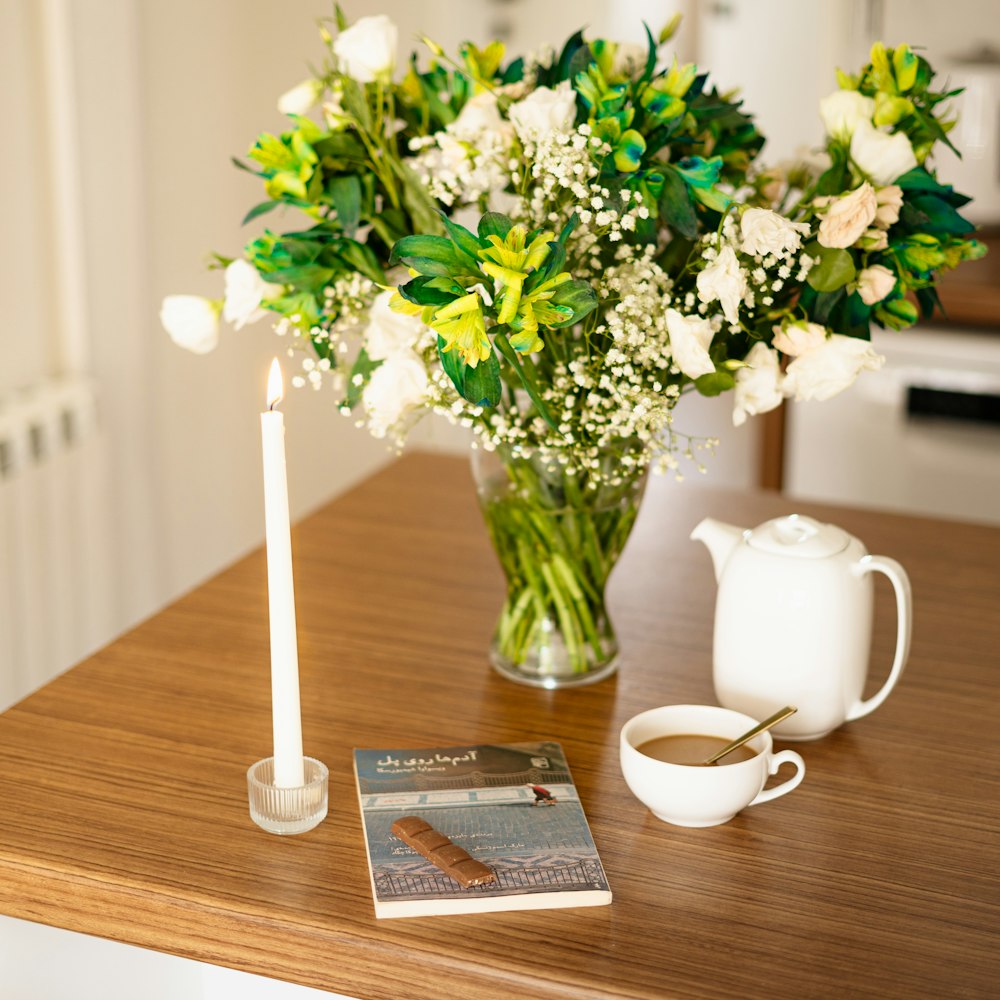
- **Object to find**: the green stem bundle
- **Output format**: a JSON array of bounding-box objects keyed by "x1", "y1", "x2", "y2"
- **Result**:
[{"x1": 476, "y1": 449, "x2": 645, "y2": 680}]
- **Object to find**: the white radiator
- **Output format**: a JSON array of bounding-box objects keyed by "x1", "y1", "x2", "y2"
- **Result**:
[{"x1": 0, "y1": 377, "x2": 115, "y2": 711}]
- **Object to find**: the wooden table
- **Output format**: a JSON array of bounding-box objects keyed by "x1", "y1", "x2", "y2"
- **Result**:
[{"x1": 1, "y1": 453, "x2": 998, "y2": 1000}]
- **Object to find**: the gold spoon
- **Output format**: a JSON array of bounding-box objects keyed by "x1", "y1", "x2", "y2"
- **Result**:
[{"x1": 702, "y1": 706, "x2": 798, "y2": 765}]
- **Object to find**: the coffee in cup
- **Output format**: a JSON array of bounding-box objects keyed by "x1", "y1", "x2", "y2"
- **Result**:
[{"x1": 620, "y1": 704, "x2": 806, "y2": 827}]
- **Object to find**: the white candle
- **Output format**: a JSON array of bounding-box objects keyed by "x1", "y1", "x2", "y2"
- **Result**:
[{"x1": 261, "y1": 359, "x2": 304, "y2": 788}]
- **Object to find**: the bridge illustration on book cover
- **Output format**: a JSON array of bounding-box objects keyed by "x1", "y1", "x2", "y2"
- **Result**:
[{"x1": 353, "y1": 741, "x2": 612, "y2": 917}]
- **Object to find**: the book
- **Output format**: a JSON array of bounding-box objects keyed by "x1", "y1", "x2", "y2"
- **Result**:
[{"x1": 353, "y1": 740, "x2": 612, "y2": 918}]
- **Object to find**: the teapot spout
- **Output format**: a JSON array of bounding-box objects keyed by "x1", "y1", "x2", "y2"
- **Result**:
[{"x1": 690, "y1": 518, "x2": 745, "y2": 582}]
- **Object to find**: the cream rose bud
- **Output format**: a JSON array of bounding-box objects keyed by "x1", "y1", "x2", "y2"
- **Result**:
[
  {"x1": 733, "y1": 342, "x2": 784, "y2": 426},
  {"x1": 666, "y1": 308, "x2": 716, "y2": 380},
  {"x1": 611, "y1": 42, "x2": 647, "y2": 79},
  {"x1": 508, "y1": 82, "x2": 577, "y2": 139},
  {"x1": 857, "y1": 264, "x2": 896, "y2": 305},
  {"x1": 277, "y1": 78, "x2": 322, "y2": 116},
  {"x1": 332, "y1": 14, "x2": 398, "y2": 83},
  {"x1": 160, "y1": 295, "x2": 220, "y2": 354},
  {"x1": 223, "y1": 260, "x2": 271, "y2": 330},
  {"x1": 819, "y1": 88, "x2": 875, "y2": 140},
  {"x1": 740, "y1": 208, "x2": 811, "y2": 257},
  {"x1": 696, "y1": 246, "x2": 748, "y2": 326},
  {"x1": 875, "y1": 184, "x2": 904, "y2": 228},
  {"x1": 817, "y1": 182, "x2": 878, "y2": 249},
  {"x1": 850, "y1": 120, "x2": 918, "y2": 186},
  {"x1": 364, "y1": 290, "x2": 428, "y2": 360},
  {"x1": 782, "y1": 334, "x2": 884, "y2": 402},
  {"x1": 771, "y1": 320, "x2": 827, "y2": 357},
  {"x1": 362, "y1": 355, "x2": 429, "y2": 438}
]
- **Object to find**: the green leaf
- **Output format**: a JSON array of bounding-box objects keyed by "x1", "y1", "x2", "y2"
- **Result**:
[
  {"x1": 694, "y1": 371, "x2": 735, "y2": 396},
  {"x1": 399, "y1": 276, "x2": 465, "y2": 306},
  {"x1": 909, "y1": 195, "x2": 975, "y2": 235},
  {"x1": 389, "y1": 234, "x2": 471, "y2": 273},
  {"x1": 660, "y1": 167, "x2": 698, "y2": 238},
  {"x1": 501, "y1": 56, "x2": 525, "y2": 84},
  {"x1": 340, "y1": 78, "x2": 372, "y2": 130},
  {"x1": 440, "y1": 213, "x2": 483, "y2": 263},
  {"x1": 478, "y1": 212, "x2": 513, "y2": 242},
  {"x1": 231, "y1": 156, "x2": 265, "y2": 177},
  {"x1": 327, "y1": 175, "x2": 362, "y2": 235},
  {"x1": 242, "y1": 200, "x2": 281, "y2": 225},
  {"x1": 806, "y1": 243, "x2": 856, "y2": 292},
  {"x1": 462, "y1": 348, "x2": 502, "y2": 407},
  {"x1": 345, "y1": 348, "x2": 382, "y2": 409},
  {"x1": 557, "y1": 213, "x2": 579, "y2": 245},
  {"x1": 332, "y1": 239, "x2": 385, "y2": 284},
  {"x1": 895, "y1": 166, "x2": 950, "y2": 195},
  {"x1": 493, "y1": 332, "x2": 558, "y2": 431},
  {"x1": 436, "y1": 335, "x2": 465, "y2": 397},
  {"x1": 392, "y1": 158, "x2": 444, "y2": 234},
  {"x1": 546, "y1": 279, "x2": 598, "y2": 327},
  {"x1": 265, "y1": 263, "x2": 334, "y2": 290},
  {"x1": 641, "y1": 22, "x2": 657, "y2": 82},
  {"x1": 554, "y1": 29, "x2": 587, "y2": 83}
]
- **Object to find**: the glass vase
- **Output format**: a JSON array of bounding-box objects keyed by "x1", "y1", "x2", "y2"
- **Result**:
[{"x1": 472, "y1": 444, "x2": 646, "y2": 688}]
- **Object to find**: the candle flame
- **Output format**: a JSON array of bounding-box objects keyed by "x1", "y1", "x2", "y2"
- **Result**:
[{"x1": 266, "y1": 358, "x2": 284, "y2": 410}]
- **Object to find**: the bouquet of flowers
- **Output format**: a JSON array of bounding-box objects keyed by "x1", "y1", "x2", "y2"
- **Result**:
[{"x1": 162, "y1": 10, "x2": 983, "y2": 685}]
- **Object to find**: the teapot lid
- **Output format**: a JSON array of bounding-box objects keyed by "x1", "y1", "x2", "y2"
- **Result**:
[{"x1": 746, "y1": 514, "x2": 849, "y2": 559}]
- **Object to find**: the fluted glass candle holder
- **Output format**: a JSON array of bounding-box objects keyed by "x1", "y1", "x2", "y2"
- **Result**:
[{"x1": 247, "y1": 756, "x2": 329, "y2": 835}]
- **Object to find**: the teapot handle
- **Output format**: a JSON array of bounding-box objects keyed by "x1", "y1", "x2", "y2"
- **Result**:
[{"x1": 846, "y1": 555, "x2": 913, "y2": 722}]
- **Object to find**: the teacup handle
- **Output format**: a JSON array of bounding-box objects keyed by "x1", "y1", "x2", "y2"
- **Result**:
[
  {"x1": 847, "y1": 555, "x2": 913, "y2": 723},
  {"x1": 747, "y1": 750, "x2": 805, "y2": 807}
]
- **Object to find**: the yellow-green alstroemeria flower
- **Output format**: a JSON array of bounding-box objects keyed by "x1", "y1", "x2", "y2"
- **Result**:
[
  {"x1": 430, "y1": 293, "x2": 491, "y2": 367},
  {"x1": 478, "y1": 226, "x2": 555, "y2": 325},
  {"x1": 507, "y1": 272, "x2": 573, "y2": 353}
]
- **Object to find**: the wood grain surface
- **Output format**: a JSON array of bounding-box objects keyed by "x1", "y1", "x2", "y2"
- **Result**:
[{"x1": 1, "y1": 452, "x2": 998, "y2": 1000}]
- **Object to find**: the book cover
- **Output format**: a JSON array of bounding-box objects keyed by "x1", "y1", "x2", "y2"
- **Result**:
[{"x1": 353, "y1": 741, "x2": 612, "y2": 918}]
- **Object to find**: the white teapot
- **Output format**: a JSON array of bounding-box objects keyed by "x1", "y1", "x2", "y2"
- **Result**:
[{"x1": 691, "y1": 515, "x2": 912, "y2": 740}]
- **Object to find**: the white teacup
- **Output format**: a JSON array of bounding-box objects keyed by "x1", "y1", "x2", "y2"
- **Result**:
[{"x1": 620, "y1": 704, "x2": 806, "y2": 827}]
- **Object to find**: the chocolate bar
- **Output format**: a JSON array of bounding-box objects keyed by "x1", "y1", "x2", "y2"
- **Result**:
[{"x1": 390, "y1": 816, "x2": 496, "y2": 888}]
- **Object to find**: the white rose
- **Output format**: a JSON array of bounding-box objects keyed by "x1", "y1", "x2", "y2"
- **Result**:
[
  {"x1": 362, "y1": 355, "x2": 429, "y2": 437},
  {"x1": 223, "y1": 260, "x2": 272, "y2": 330},
  {"x1": 817, "y1": 182, "x2": 878, "y2": 249},
  {"x1": 782, "y1": 334, "x2": 884, "y2": 402},
  {"x1": 508, "y1": 82, "x2": 577, "y2": 140},
  {"x1": 696, "y1": 245, "x2": 748, "y2": 326},
  {"x1": 160, "y1": 295, "x2": 220, "y2": 354},
  {"x1": 666, "y1": 308, "x2": 716, "y2": 380},
  {"x1": 363, "y1": 291, "x2": 428, "y2": 361},
  {"x1": 857, "y1": 264, "x2": 896, "y2": 305},
  {"x1": 733, "y1": 342, "x2": 784, "y2": 426},
  {"x1": 819, "y1": 89, "x2": 875, "y2": 140},
  {"x1": 850, "y1": 120, "x2": 917, "y2": 185},
  {"x1": 875, "y1": 184, "x2": 904, "y2": 228},
  {"x1": 452, "y1": 92, "x2": 508, "y2": 139},
  {"x1": 332, "y1": 15, "x2": 398, "y2": 84},
  {"x1": 740, "y1": 208, "x2": 811, "y2": 257},
  {"x1": 277, "y1": 78, "x2": 322, "y2": 116},
  {"x1": 772, "y1": 320, "x2": 827, "y2": 357}
]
